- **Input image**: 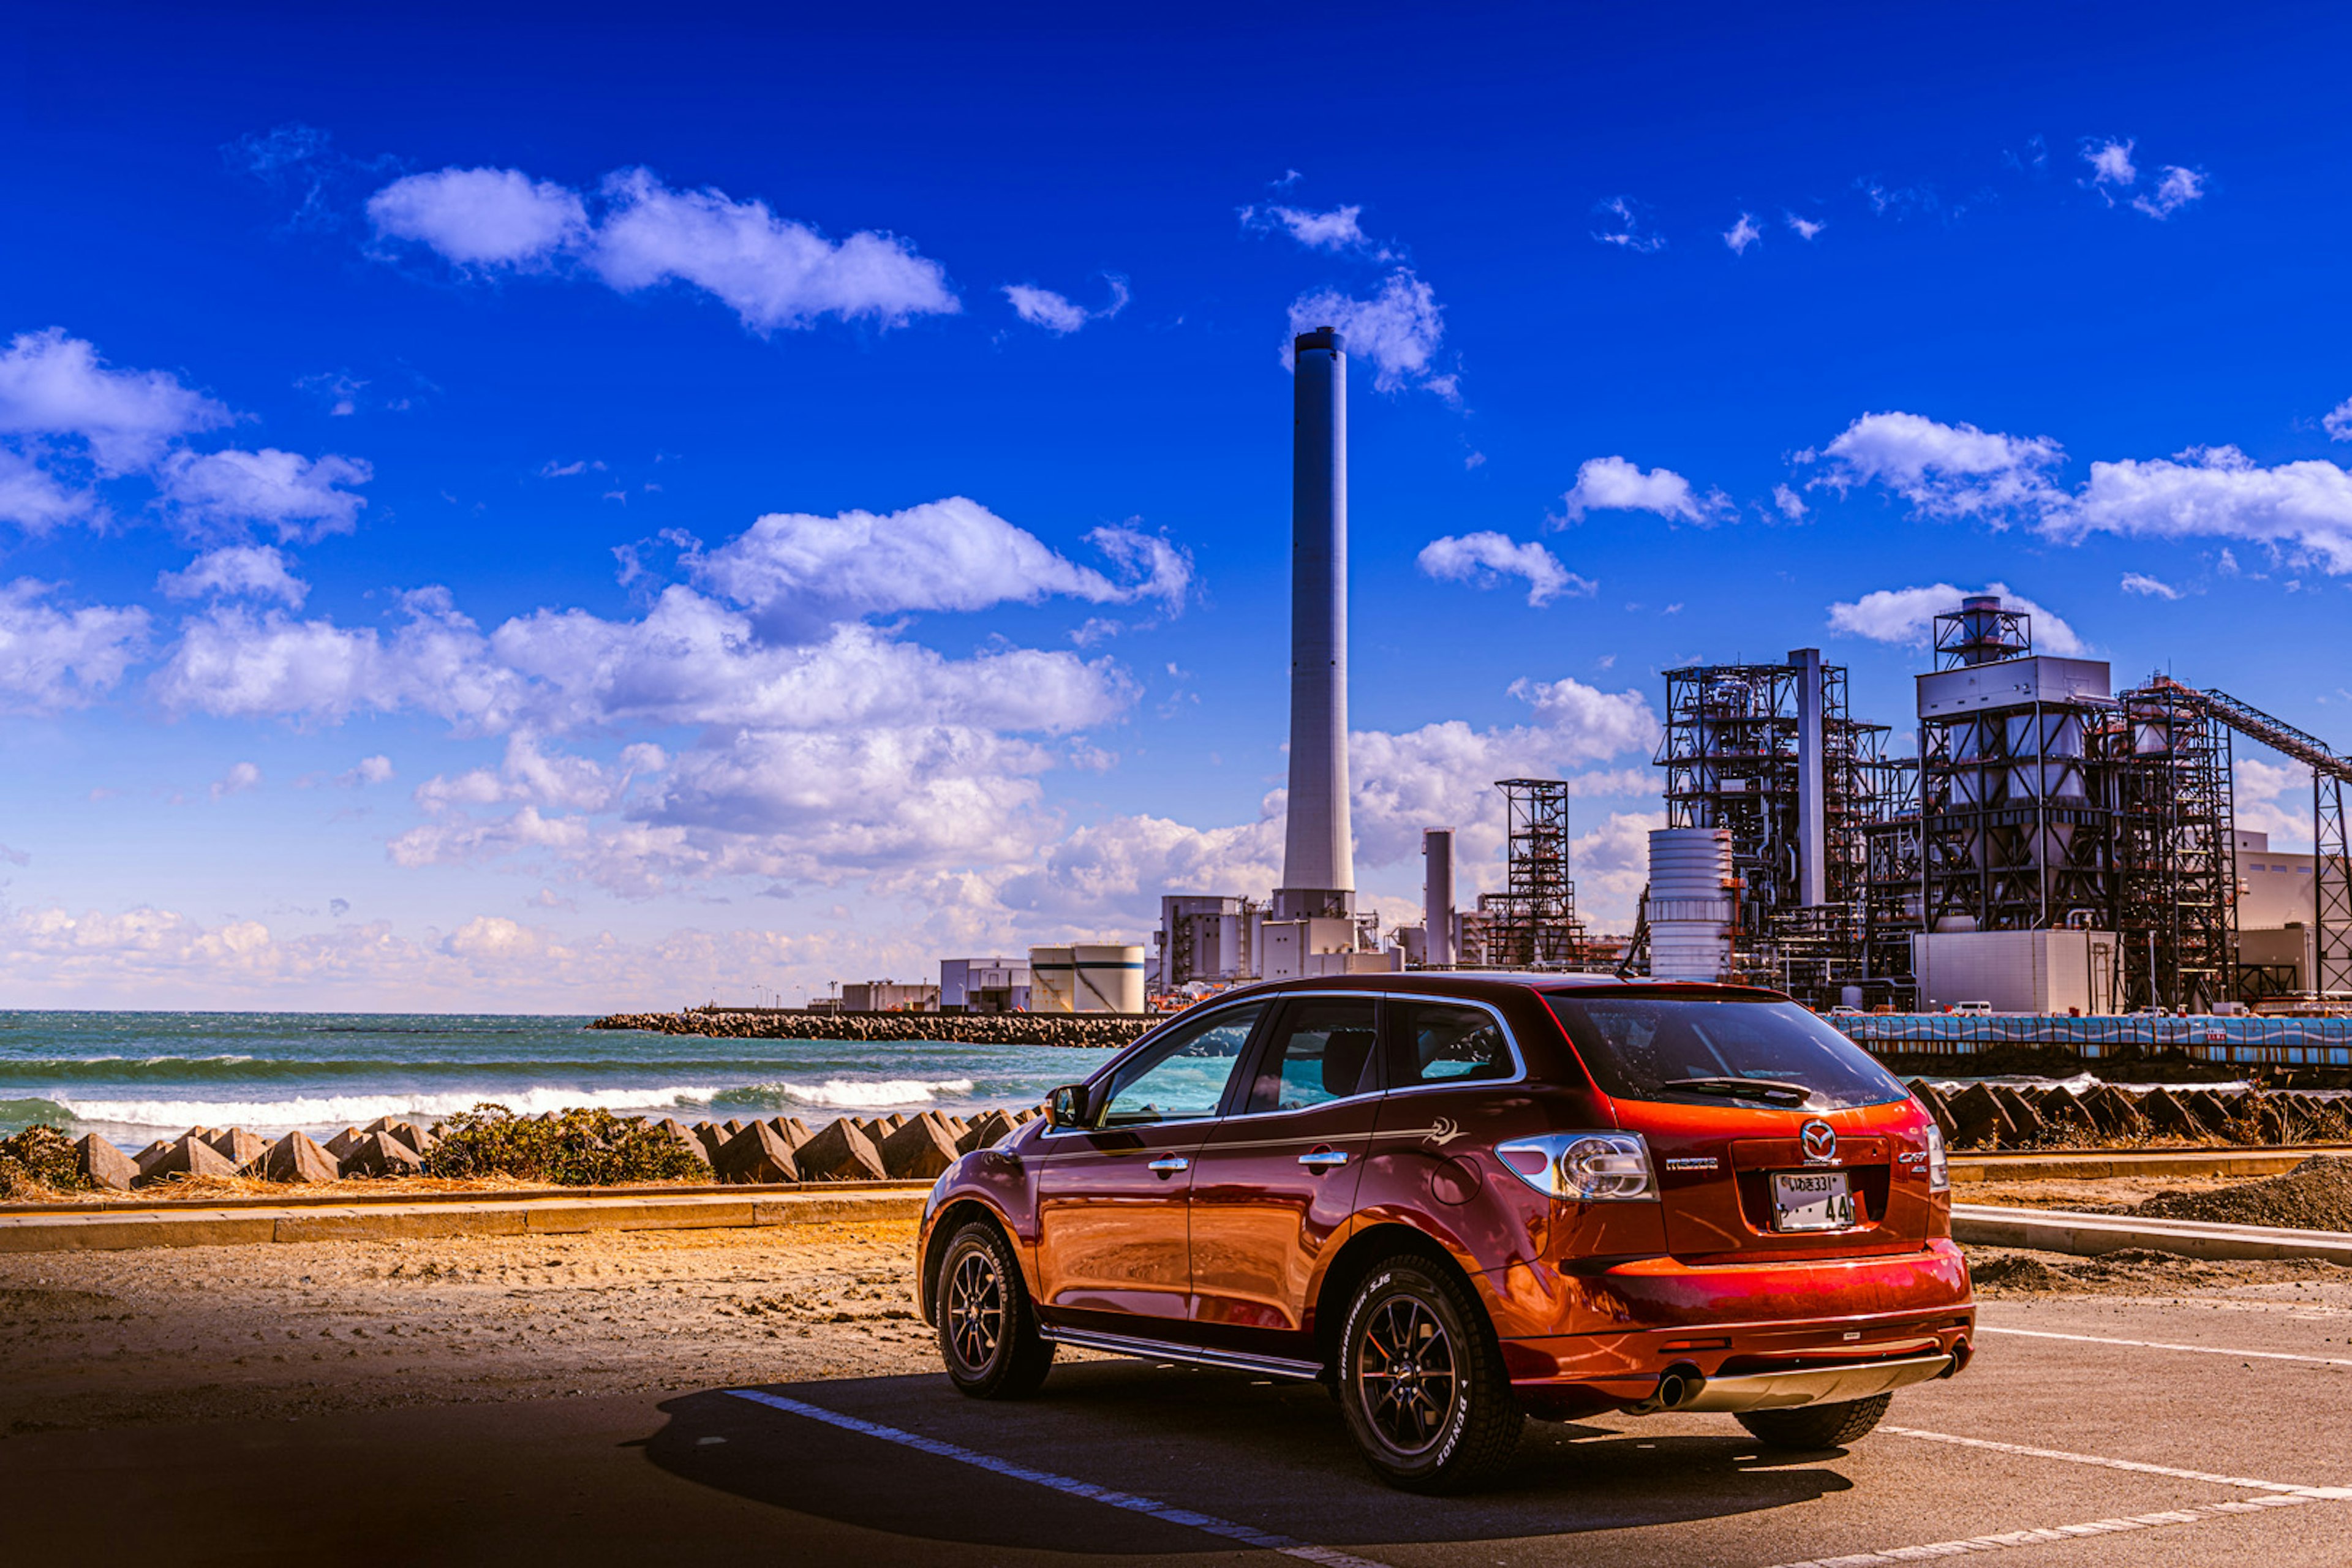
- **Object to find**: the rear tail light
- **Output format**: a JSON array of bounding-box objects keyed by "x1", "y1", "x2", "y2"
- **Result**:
[
  {"x1": 1496, "y1": 1132, "x2": 1657, "y2": 1201},
  {"x1": 1925, "y1": 1122, "x2": 1949, "y2": 1192}
]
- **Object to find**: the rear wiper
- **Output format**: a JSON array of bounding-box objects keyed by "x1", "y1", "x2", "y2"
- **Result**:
[{"x1": 1660, "y1": 1076, "x2": 1817, "y2": 1107}]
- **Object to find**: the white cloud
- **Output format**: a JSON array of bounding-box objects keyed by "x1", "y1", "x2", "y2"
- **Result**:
[
  {"x1": 1812, "y1": 410, "x2": 2066, "y2": 519},
  {"x1": 156, "y1": 448, "x2": 372, "y2": 540},
  {"x1": 345, "y1": 755, "x2": 394, "y2": 786},
  {"x1": 2119, "y1": 571, "x2": 2181, "y2": 600},
  {"x1": 1771, "y1": 483, "x2": 1807, "y2": 520},
  {"x1": 1286, "y1": 270, "x2": 1453, "y2": 398},
  {"x1": 1242, "y1": 202, "x2": 1373, "y2": 252},
  {"x1": 2060, "y1": 446, "x2": 2352, "y2": 575},
  {"x1": 2324, "y1": 398, "x2": 2352, "y2": 442},
  {"x1": 695, "y1": 498, "x2": 1189, "y2": 634},
  {"x1": 1558, "y1": 456, "x2": 1724, "y2": 524},
  {"x1": 1824, "y1": 580, "x2": 2087, "y2": 655},
  {"x1": 158, "y1": 545, "x2": 310, "y2": 607},
  {"x1": 211, "y1": 761, "x2": 263, "y2": 799},
  {"x1": 1785, "y1": 212, "x2": 1826, "y2": 241},
  {"x1": 1591, "y1": 197, "x2": 1665, "y2": 253},
  {"x1": 369, "y1": 164, "x2": 959, "y2": 333},
  {"x1": 0, "y1": 448, "x2": 95, "y2": 532},
  {"x1": 1723, "y1": 213, "x2": 1762, "y2": 254},
  {"x1": 0, "y1": 328, "x2": 230, "y2": 472},
  {"x1": 1416, "y1": 532, "x2": 1593, "y2": 606},
  {"x1": 2133, "y1": 166, "x2": 2206, "y2": 219},
  {"x1": 0, "y1": 579, "x2": 150, "y2": 714},
  {"x1": 1002, "y1": 276, "x2": 1129, "y2": 334},
  {"x1": 2082, "y1": 137, "x2": 2138, "y2": 192},
  {"x1": 2236, "y1": 756, "x2": 2315, "y2": 851},
  {"x1": 366, "y1": 167, "x2": 590, "y2": 266}
]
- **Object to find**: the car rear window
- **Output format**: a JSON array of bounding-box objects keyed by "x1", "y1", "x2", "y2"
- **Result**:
[{"x1": 1541, "y1": 992, "x2": 1907, "y2": 1111}]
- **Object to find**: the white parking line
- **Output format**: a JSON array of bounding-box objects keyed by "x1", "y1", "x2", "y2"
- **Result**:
[
  {"x1": 1768, "y1": 1493, "x2": 2319, "y2": 1568},
  {"x1": 1978, "y1": 1324, "x2": 2352, "y2": 1368},
  {"x1": 1883, "y1": 1425, "x2": 2352, "y2": 1498},
  {"x1": 728, "y1": 1389, "x2": 1391, "y2": 1568}
]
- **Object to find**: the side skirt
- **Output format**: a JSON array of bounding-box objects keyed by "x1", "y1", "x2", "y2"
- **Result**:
[{"x1": 1040, "y1": 1324, "x2": 1325, "y2": 1382}]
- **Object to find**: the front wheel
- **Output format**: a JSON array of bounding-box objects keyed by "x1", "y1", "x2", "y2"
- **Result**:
[
  {"x1": 1337, "y1": 1257, "x2": 1522, "y2": 1493},
  {"x1": 935, "y1": 1221, "x2": 1055, "y2": 1398},
  {"x1": 1735, "y1": 1393, "x2": 1893, "y2": 1450}
]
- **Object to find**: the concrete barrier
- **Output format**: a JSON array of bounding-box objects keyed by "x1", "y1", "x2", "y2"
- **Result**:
[{"x1": 1951, "y1": 1202, "x2": 2352, "y2": 1264}]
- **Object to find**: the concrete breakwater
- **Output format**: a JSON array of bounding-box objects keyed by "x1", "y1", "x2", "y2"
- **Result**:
[
  {"x1": 18, "y1": 1105, "x2": 1046, "y2": 1196},
  {"x1": 587, "y1": 1008, "x2": 1159, "y2": 1049},
  {"x1": 1907, "y1": 1077, "x2": 2352, "y2": 1148}
]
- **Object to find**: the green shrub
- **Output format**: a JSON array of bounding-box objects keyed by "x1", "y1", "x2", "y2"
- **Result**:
[
  {"x1": 424, "y1": 1103, "x2": 705, "y2": 1186},
  {"x1": 0, "y1": 1124, "x2": 86, "y2": 1197}
]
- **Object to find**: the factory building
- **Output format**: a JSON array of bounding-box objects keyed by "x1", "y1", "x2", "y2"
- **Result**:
[
  {"x1": 938, "y1": 957, "x2": 1029, "y2": 1013},
  {"x1": 839, "y1": 980, "x2": 940, "y2": 1013},
  {"x1": 1632, "y1": 592, "x2": 2352, "y2": 1012}
]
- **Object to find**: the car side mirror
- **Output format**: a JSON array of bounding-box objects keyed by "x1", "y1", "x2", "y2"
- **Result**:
[{"x1": 1046, "y1": 1083, "x2": 1094, "y2": 1130}]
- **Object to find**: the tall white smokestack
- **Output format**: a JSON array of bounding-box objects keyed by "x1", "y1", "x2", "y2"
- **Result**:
[
  {"x1": 1423, "y1": 827, "x2": 1455, "y2": 967},
  {"x1": 1275, "y1": 325, "x2": 1355, "y2": 919}
]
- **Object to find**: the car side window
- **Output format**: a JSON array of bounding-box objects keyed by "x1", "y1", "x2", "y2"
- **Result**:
[
  {"x1": 1388, "y1": 1000, "x2": 1512, "y2": 1087},
  {"x1": 1099, "y1": 1002, "x2": 1265, "y2": 1126},
  {"x1": 1243, "y1": 998, "x2": 1381, "y2": 1115}
]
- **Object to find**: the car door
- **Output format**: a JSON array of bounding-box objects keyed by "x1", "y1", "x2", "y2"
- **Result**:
[
  {"x1": 1187, "y1": 993, "x2": 1384, "y2": 1356},
  {"x1": 1030, "y1": 999, "x2": 1267, "y2": 1333},
  {"x1": 1357, "y1": 994, "x2": 1525, "y2": 1226}
]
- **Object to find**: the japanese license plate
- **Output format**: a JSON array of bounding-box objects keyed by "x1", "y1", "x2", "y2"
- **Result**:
[{"x1": 1770, "y1": 1169, "x2": 1856, "y2": 1232}]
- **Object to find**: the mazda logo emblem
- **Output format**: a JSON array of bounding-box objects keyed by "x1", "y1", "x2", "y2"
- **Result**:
[{"x1": 1800, "y1": 1120, "x2": 1838, "y2": 1164}]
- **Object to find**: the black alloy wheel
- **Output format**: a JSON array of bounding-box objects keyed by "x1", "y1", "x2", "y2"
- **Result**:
[
  {"x1": 935, "y1": 1221, "x2": 1055, "y2": 1398},
  {"x1": 1337, "y1": 1257, "x2": 1521, "y2": 1492}
]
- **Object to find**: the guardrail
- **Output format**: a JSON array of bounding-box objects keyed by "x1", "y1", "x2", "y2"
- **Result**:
[{"x1": 1830, "y1": 1013, "x2": 2352, "y2": 1068}]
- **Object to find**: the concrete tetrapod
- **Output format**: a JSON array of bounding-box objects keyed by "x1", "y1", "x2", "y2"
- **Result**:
[
  {"x1": 879, "y1": 1115, "x2": 961, "y2": 1180},
  {"x1": 258, "y1": 1129, "x2": 341, "y2": 1184},
  {"x1": 75, "y1": 1133, "x2": 137, "y2": 1191},
  {"x1": 714, "y1": 1122, "x2": 801, "y2": 1185},
  {"x1": 135, "y1": 1134, "x2": 238, "y2": 1187},
  {"x1": 204, "y1": 1127, "x2": 268, "y2": 1169},
  {"x1": 656, "y1": 1118, "x2": 714, "y2": 1170},
  {"x1": 1945, "y1": 1084, "x2": 2014, "y2": 1148},
  {"x1": 341, "y1": 1131, "x2": 425, "y2": 1178},
  {"x1": 796, "y1": 1117, "x2": 888, "y2": 1182},
  {"x1": 956, "y1": 1110, "x2": 1016, "y2": 1155}
]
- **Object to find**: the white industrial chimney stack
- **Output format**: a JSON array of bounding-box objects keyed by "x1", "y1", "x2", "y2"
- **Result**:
[{"x1": 1275, "y1": 325, "x2": 1355, "y2": 919}]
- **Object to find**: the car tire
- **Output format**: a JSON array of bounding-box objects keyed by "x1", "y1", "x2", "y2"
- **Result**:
[
  {"x1": 1337, "y1": 1256, "x2": 1522, "y2": 1493},
  {"x1": 1735, "y1": 1393, "x2": 1894, "y2": 1450},
  {"x1": 935, "y1": 1220, "x2": 1055, "y2": 1399}
]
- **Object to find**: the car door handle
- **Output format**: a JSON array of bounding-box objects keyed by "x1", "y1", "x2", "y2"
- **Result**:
[
  {"x1": 1146, "y1": 1155, "x2": 1189, "y2": 1174},
  {"x1": 1297, "y1": 1150, "x2": 1351, "y2": 1169}
]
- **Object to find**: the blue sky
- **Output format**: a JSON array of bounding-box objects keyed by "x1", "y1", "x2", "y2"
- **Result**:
[{"x1": 2, "y1": 1, "x2": 2348, "y2": 1008}]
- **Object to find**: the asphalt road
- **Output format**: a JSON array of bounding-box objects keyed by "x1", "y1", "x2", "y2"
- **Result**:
[{"x1": 7, "y1": 1292, "x2": 2350, "y2": 1567}]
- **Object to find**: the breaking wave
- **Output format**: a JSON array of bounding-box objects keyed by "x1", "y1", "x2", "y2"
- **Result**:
[{"x1": 46, "y1": 1084, "x2": 729, "y2": 1133}]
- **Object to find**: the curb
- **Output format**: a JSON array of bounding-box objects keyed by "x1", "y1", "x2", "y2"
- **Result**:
[
  {"x1": 0, "y1": 1185, "x2": 929, "y2": 1254},
  {"x1": 1950, "y1": 1147, "x2": 2351, "y2": 1183},
  {"x1": 1951, "y1": 1203, "x2": 2352, "y2": 1264}
]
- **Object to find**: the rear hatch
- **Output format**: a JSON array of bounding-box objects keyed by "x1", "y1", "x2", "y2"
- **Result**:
[{"x1": 1541, "y1": 989, "x2": 1932, "y2": 1265}]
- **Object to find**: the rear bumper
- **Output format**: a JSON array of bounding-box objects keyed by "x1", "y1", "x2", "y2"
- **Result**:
[{"x1": 1493, "y1": 1240, "x2": 1974, "y2": 1418}]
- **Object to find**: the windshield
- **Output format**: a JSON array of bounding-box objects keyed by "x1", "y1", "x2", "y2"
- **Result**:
[{"x1": 1542, "y1": 992, "x2": 1907, "y2": 1111}]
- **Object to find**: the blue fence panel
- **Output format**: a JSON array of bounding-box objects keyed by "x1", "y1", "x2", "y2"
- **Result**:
[{"x1": 1830, "y1": 1014, "x2": 2352, "y2": 1068}]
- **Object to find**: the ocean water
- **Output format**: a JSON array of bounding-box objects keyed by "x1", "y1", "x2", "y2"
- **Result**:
[{"x1": 0, "y1": 1012, "x2": 1109, "y2": 1143}]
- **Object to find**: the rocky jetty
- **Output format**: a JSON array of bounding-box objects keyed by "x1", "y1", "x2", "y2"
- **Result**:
[
  {"x1": 588, "y1": 1008, "x2": 1158, "y2": 1049},
  {"x1": 1905, "y1": 1079, "x2": 2352, "y2": 1149}
]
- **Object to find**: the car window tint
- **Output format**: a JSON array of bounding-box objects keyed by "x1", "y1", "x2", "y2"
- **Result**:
[
  {"x1": 1543, "y1": 993, "x2": 1906, "y2": 1110},
  {"x1": 1389, "y1": 1001, "x2": 1512, "y2": 1086},
  {"x1": 1100, "y1": 1002, "x2": 1265, "y2": 1126},
  {"x1": 1244, "y1": 998, "x2": 1380, "y2": 1115}
]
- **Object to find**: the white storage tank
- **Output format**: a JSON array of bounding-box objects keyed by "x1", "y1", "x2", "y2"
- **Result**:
[
  {"x1": 1028, "y1": 946, "x2": 1075, "y2": 1012},
  {"x1": 1072, "y1": 944, "x2": 1146, "y2": 1012},
  {"x1": 1648, "y1": 827, "x2": 1735, "y2": 982}
]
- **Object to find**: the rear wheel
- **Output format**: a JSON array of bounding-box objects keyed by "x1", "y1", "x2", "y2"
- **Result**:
[
  {"x1": 1337, "y1": 1257, "x2": 1521, "y2": 1493},
  {"x1": 1735, "y1": 1393, "x2": 1893, "y2": 1450},
  {"x1": 935, "y1": 1221, "x2": 1055, "y2": 1398}
]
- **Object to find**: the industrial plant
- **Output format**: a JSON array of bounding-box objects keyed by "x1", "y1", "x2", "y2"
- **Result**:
[{"x1": 881, "y1": 325, "x2": 2352, "y2": 1023}]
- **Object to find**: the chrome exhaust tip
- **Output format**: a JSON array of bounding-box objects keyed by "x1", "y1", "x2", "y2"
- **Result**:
[{"x1": 1657, "y1": 1363, "x2": 1707, "y2": 1411}]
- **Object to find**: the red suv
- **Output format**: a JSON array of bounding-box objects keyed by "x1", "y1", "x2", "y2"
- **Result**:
[{"x1": 918, "y1": 974, "x2": 1973, "y2": 1491}]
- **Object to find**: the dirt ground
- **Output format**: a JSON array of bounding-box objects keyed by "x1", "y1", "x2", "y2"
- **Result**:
[
  {"x1": 9, "y1": 1169, "x2": 2351, "y2": 1439},
  {"x1": 0, "y1": 1218, "x2": 946, "y2": 1436}
]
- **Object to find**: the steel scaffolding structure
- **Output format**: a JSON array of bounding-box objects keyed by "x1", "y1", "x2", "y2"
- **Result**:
[
  {"x1": 1478, "y1": 778, "x2": 1585, "y2": 969},
  {"x1": 2106, "y1": 678, "x2": 2235, "y2": 1011},
  {"x1": 1917, "y1": 601, "x2": 2116, "y2": 940}
]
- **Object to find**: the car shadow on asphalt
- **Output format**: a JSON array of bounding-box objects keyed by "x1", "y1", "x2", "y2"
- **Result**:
[{"x1": 639, "y1": 1359, "x2": 1854, "y2": 1552}]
